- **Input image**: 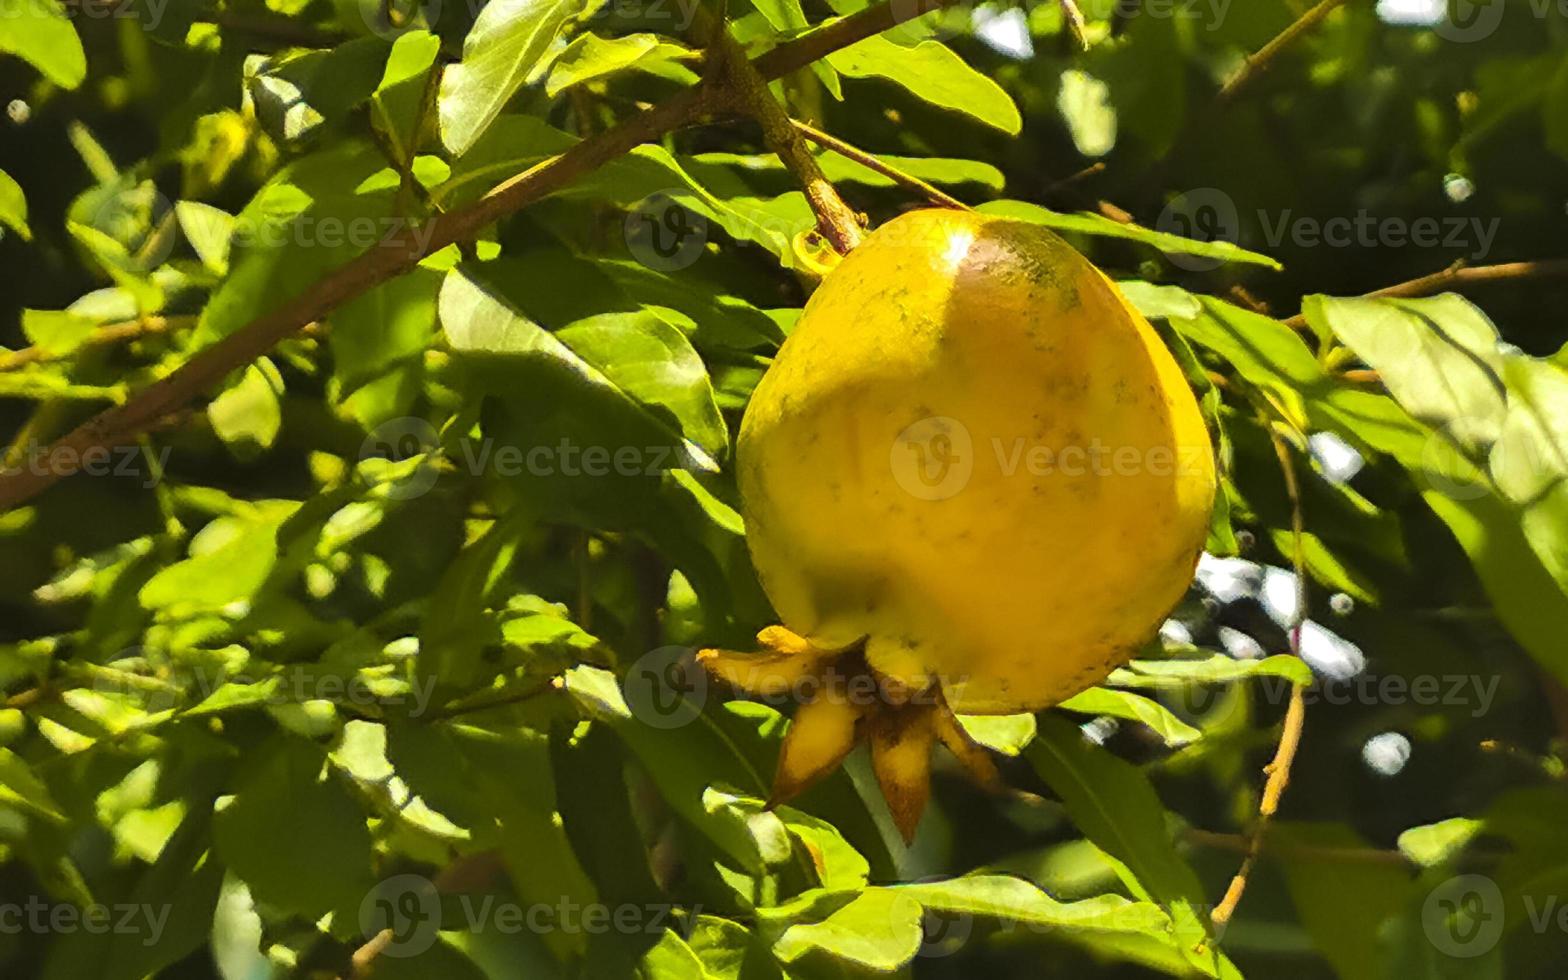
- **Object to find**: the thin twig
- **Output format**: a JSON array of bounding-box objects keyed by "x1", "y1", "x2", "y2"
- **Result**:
[
  {"x1": 1148, "y1": 0, "x2": 1347, "y2": 186},
  {"x1": 1281, "y1": 257, "x2": 1568, "y2": 330},
  {"x1": 1211, "y1": 424, "x2": 1309, "y2": 930},
  {"x1": 790, "y1": 118, "x2": 969, "y2": 211},
  {"x1": 1042, "y1": 161, "x2": 1105, "y2": 195},
  {"x1": 0, "y1": 0, "x2": 957, "y2": 511},
  {"x1": 0, "y1": 316, "x2": 195, "y2": 373},
  {"x1": 709, "y1": 20, "x2": 863, "y2": 252},
  {"x1": 1214, "y1": 0, "x2": 1349, "y2": 107}
]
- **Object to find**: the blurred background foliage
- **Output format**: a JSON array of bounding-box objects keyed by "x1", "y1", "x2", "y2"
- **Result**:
[{"x1": 2, "y1": 0, "x2": 1568, "y2": 977}]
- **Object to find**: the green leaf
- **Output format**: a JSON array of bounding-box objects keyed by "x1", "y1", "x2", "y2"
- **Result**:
[
  {"x1": 378, "y1": 29, "x2": 442, "y2": 96},
  {"x1": 139, "y1": 511, "x2": 289, "y2": 616},
  {"x1": 196, "y1": 142, "x2": 397, "y2": 346},
  {"x1": 65, "y1": 177, "x2": 171, "y2": 314},
  {"x1": 174, "y1": 201, "x2": 235, "y2": 276},
  {"x1": 981, "y1": 200, "x2": 1282, "y2": 270},
  {"x1": 329, "y1": 268, "x2": 440, "y2": 428},
  {"x1": 442, "y1": 718, "x2": 598, "y2": 953},
  {"x1": 418, "y1": 514, "x2": 526, "y2": 689},
  {"x1": 1271, "y1": 822, "x2": 1413, "y2": 980},
  {"x1": 438, "y1": 0, "x2": 597, "y2": 155},
  {"x1": 21, "y1": 309, "x2": 98, "y2": 356},
  {"x1": 0, "y1": 168, "x2": 31, "y2": 240},
  {"x1": 207, "y1": 360, "x2": 285, "y2": 457},
  {"x1": 441, "y1": 265, "x2": 726, "y2": 461},
  {"x1": 1398, "y1": 817, "x2": 1483, "y2": 868},
  {"x1": 774, "y1": 803, "x2": 871, "y2": 890},
  {"x1": 246, "y1": 37, "x2": 392, "y2": 143},
  {"x1": 894, "y1": 876, "x2": 1208, "y2": 970},
  {"x1": 1108, "y1": 653, "x2": 1312, "y2": 688},
  {"x1": 773, "y1": 889, "x2": 923, "y2": 970},
  {"x1": 103, "y1": 805, "x2": 226, "y2": 980},
  {"x1": 828, "y1": 36, "x2": 1021, "y2": 134},
  {"x1": 1304, "y1": 294, "x2": 1507, "y2": 455},
  {"x1": 1118, "y1": 280, "x2": 1203, "y2": 321},
  {"x1": 569, "y1": 144, "x2": 800, "y2": 261},
  {"x1": 955, "y1": 712, "x2": 1037, "y2": 756},
  {"x1": 751, "y1": 0, "x2": 809, "y2": 30},
  {"x1": 0, "y1": 747, "x2": 65, "y2": 821},
  {"x1": 1025, "y1": 716, "x2": 1220, "y2": 975},
  {"x1": 562, "y1": 666, "x2": 783, "y2": 873},
  {"x1": 638, "y1": 929, "x2": 718, "y2": 977},
  {"x1": 551, "y1": 724, "x2": 664, "y2": 906},
  {"x1": 211, "y1": 735, "x2": 375, "y2": 920},
  {"x1": 1422, "y1": 483, "x2": 1568, "y2": 684},
  {"x1": 0, "y1": 0, "x2": 87, "y2": 88},
  {"x1": 557, "y1": 311, "x2": 729, "y2": 460},
  {"x1": 437, "y1": 267, "x2": 746, "y2": 611},
  {"x1": 1058, "y1": 69, "x2": 1117, "y2": 157},
  {"x1": 545, "y1": 33, "x2": 698, "y2": 97},
  {"x1": 1545, "y1": 51, "x2": 1568, "y2": 162},
  {"x1": 372, "y1": 30, "x2": 442, "y2": 158},
  {"x1": 1266, "y1": 527, "x2": 1379, "y2": 604},
  {"x1": 1060, "y1": 688, "x2": 1202, "y2": 747},
  {"x1": 1490, "y1": 356, "x2": 1568, "y2": 592}
]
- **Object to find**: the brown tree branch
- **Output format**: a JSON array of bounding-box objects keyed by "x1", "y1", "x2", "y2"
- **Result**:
[
  {"x1": 0, "y1": 0, "x2": 956, "y2": 511},
  {"x1": 1281, "y1": 257, "x2": 1568, "y2": 330}
]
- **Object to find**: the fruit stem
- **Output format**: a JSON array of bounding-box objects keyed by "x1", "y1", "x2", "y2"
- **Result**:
[{"x1": 704, "y1": 17, "x2": 865, "y2": 255}]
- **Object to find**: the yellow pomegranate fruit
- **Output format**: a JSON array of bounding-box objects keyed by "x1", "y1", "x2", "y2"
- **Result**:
[{"x1": 701, "y1": 208, "x2": 1216, "y2": 841}]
